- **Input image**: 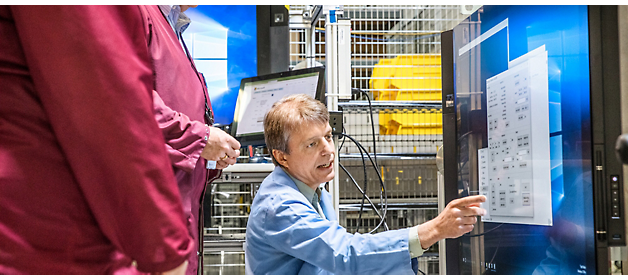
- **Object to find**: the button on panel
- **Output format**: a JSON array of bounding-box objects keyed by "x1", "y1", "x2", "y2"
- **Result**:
[{"x1": 610, "y1": 175, "x2": 621, "y2": 218}]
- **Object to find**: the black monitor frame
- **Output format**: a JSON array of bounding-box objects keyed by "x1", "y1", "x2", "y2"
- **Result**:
[
  {"x1": 588, "y1": 5, "x2": 626, "y2": 271},
  {"x1": 229, "y1": 66, "x2": 326, "y2": 147}
]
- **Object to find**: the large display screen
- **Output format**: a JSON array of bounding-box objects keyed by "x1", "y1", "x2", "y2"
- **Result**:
[
  {"x1": 184, "y1": 6, "x2": 257, "y2": 126},
  {"x1": 453, "y1": 6, "x2": 595, "y2": 274}
]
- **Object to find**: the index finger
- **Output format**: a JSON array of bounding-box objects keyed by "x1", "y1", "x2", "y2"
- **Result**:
[{"x1": 450, "y1": 195, "x2": 486, "y2": 208}]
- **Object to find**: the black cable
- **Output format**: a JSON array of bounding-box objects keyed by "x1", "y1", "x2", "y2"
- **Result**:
[
  {"x1": 339, "y1": 163, "x2": 386, "y2": 224},
  {"x1": 463, "y1": 222, "x2": 505, "y2": 274},
  {"x1": 338, "y1": 126, "x2": 347, "y2": 153},
  {"x1": 486, "y1": 237, "x2": 501, "y2": 274},
  {"x1": 341, "y1": 133, "x2": 389, "y2": 232},
  {"x1": 343, "y1": 94, "x2": 367, "y2": 233},
  {"x1": 357, "y1": 89, "x2": 385, "y2": 224},
  {"x1": 354, "y1": 135, "x2": 368, "y2": 233},
  {"x1": 335, "y1": 126, "x2": 369, "y2": 233},
  {"x1": 338, "y1": 91, "x2": 388, "y2": 232},
  {"x1": 348, "y1": 136, "x2": 387, "y2": 234},
  {"x1": 464, "y1": 223, "x2": 505, "y2": 237},
  {"x1": 343, "y1": 92, "x2": 427, "y2": 275},
  {"x1": 335, "y1": 124, "x2": 369, "y2": 233},
  {"x1": 178, "y1": 31, "x2": 213, "y2": 125},
  {"x1": 482, "y1": 225, "x2": 504, "y2": 274},
  {"x1": 358, "y1": 89, "x2": 378, "y2": 167}
]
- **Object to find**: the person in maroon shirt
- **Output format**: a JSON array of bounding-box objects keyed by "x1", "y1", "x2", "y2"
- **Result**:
[
  {"x1": 144, "y1": 5, "x2": 241, "y2": 274},
  {"x1": 0, "y1": 6, "x2": 193, "y2": 274}
]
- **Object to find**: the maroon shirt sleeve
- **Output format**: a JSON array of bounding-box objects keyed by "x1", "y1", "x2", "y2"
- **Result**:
[
  {"x1": 10, "y1": 6, "x2": 193, "y2": 273},
  {"x1": 152, "y1": 90, "x2": 209, "y2": 173}
]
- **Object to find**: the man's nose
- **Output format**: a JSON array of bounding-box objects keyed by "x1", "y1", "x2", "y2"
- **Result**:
[{"x1": 322, "y1": 138, "x2": 334, "y2": 156}]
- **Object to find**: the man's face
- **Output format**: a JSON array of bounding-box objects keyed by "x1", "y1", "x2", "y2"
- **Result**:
[{"x1": 277, "y1": 121, "x2": 335, "y2": 189}]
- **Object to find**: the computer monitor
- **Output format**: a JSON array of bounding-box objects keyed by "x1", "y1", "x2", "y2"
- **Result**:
[
  {"x1": 230, "y1": 67, "x2": 325, "y2": 147},
  {"x1": 441, "y1": 5, "x2": 625, "y2": 275}
]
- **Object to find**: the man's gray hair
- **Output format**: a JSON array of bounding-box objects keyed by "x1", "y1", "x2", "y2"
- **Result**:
[{"x1": 263, "y1": 94, "x2": 329, "y2": 166}]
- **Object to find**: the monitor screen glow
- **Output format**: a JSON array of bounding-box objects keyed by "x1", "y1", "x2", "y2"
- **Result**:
[
  {"x1": 235, "y1": 72, "x2": 320, "y2": 137},
  {"x1": 230, "y1": 67, "x2": 325, "y2": 146},
  {"x1": 452, "y1": 5, "x2": 594, "y2": 275}
]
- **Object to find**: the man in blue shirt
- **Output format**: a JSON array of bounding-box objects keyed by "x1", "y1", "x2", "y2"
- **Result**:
[{"x1": 245, "y1": 94, "x2": 486, "y2": 274}]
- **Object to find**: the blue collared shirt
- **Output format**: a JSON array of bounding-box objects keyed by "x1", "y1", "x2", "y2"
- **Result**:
[
  {"x1": 282, "y1": 167, "x2": 424, "y2": 258},
  {"x1": 283, "y1": 168, "x2": 327, "y2": 220},
  {"x1": 245, "y1": 166, "x2": 425, "y2": 274},
  {"x1": 157, "y1": 5, "x2": 191, "y2": 36}
]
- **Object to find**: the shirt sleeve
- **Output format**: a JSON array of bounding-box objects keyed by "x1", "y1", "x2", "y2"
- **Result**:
[
  {"x1": 152, "y1": 90, "x2": 208, "y2": 173},
  {"x1": 10, "y1": 5, "x2": 193, "y2": 273},
  {"x1": 263, "y1": 192, "x2": 415, "y2": 275},
  {"x1": 408, "y1": 225, "x2": 427, "y2": 258}
]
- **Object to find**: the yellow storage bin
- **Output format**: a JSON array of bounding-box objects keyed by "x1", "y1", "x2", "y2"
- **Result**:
[
  {"x1": 379, "y1": 109, "x2": 442, "y2": 135},
  {"x1": 370, "y1": 54, "x2": 442, "y2": 102},
  {"x1": 369, "y1": 58, "x2": 394, "y2": 100},
  {"x1": 394, "y1": 54, "x2": 441, "y2": 66},
  {"x1": 370, "y1": 55, "x2": 443, "y2": 137}
]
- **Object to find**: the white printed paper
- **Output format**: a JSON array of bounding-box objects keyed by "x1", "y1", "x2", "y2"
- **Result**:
[{"x1": 479, "y1": 45, "x2": 552, "y2": 226}]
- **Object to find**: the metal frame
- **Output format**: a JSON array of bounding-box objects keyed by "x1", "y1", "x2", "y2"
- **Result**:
[
  {"x1": 589, "y1": 5, "x2": 627, "y2": 274},
  {"x1": 325, "y1": 6, "x2": 353, "y2": 217}
]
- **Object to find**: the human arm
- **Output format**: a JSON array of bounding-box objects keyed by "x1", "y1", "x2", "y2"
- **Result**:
[
  {"x1": 416, "y1": 195, "x2": 487, "y2": 249},
  {"x1": 152, "y1": 90, "x2": 239, "y2": 170},
  {"x1": 10, "y1": 5, "x2": 191, "y2": 273},
  {"x1": 260, "y1": 192, "x2": 415, "y2": 275}
]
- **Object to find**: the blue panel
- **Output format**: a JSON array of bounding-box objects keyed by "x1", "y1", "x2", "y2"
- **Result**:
[
  {"x1": 550, "y1": 135, "x2": 564, "y2": 183},
  {"x1": 185, "y1": 6, "x2": 257, "y2": 126}
]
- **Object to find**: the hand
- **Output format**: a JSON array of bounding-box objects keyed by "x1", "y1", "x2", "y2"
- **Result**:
[
  {"x1": 201, "y1": 127, "x2": 241, "y2": 166},
  {"x1": 155, "y1": 260, "x2": 188, "y2": 275},
  {"x1": 417, "y1": 195, "x2": 486, "y2": 249},
  {"x1": 215, "y1": 158, "x2": 229, "y2": 169}
]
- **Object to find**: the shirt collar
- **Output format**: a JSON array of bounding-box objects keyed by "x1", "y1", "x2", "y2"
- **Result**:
[
  {"x1": 158, "y1": 5, "x2": 191, "y2": 35},
  {"x1": 282, "y1": 167, "x2": 322, "y2": 204}
]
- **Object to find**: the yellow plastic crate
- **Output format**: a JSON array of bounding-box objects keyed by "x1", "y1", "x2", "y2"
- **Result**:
[
  {"x1": 379, "y1": 109, "x2": 442, "y2": 135},
  {"x1": 393, "y1": 54, "x2": 441, "y2": 66},
  {"x1": 370, "y1": 54, "x2": 442, "y2": 102},
  {"x1": 370, "y1": 54, "x2": 443, "y2": 136},
  {"x1": 369, "y1": 58, "x2": 394, "y2": 100}
]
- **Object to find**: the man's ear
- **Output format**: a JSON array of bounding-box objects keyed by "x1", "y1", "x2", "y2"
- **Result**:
[{"x1": 272, "y1": 149, "x2": 289, "y2": 168}]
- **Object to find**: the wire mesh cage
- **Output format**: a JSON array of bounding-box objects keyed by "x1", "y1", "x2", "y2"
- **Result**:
[
  {"x1": 206, "y1": 183, "x2": 252, "y2": 235},
  {"x1": 203, "y1": 251, "x2": 245, "y2": 275},
  {"x1": 201, "y1": 5, "x2": 476, "y2": 275},
  {"x1": 289, "y1": 5, "x2": 472, "y2": 101},
  {"x1": 340, "y1": 103, "x2": 443, "y2": 155},
  {"x1": 339, "y1": 208, "x2": 438, "y2": 234},
  {"x1": 338, "y1": 157, "x2": 438, "y2": 202},
  {"x1": 339, "y1": 208, "x2": 440, "y2": 274},
  {"x1": 202, "y1": 182, "x2": 252, "y2": 275}
]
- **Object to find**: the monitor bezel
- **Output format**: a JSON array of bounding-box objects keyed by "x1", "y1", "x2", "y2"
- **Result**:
[{"x1": 229, "y1": 66, "x2": 326, "y2": 147}]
